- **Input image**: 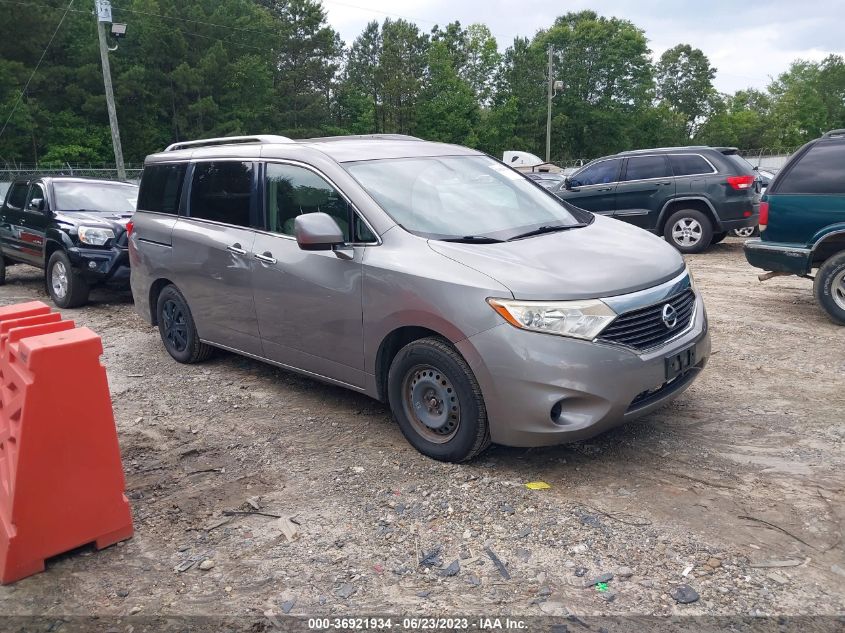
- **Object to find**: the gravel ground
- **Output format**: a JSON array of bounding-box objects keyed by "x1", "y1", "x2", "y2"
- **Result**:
[{"x1": 0, "y1": 237, "x2": 843, "y2": 624}]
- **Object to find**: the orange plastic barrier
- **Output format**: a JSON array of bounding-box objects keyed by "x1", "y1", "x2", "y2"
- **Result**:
[{"x1": 0, "y1": 301, "x2": 133, "y2": 584}]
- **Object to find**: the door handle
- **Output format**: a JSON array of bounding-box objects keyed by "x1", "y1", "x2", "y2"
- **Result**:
[
  {"x1": 254, "y1": 252, "x2": 277, "y2": 264},
  {"x1": 657, "y1": 181, "x2": 672, "y2": 186},
  {"x1": 227, "y1": 243, "x2": 247, "y2": 255}
]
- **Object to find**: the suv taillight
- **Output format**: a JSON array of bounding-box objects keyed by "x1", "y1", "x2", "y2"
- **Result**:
[
  {"x1": 759, "y1": 201, "x2": 769, "y2": 231},
  {"x1": 125, "y1": 220, "x2": 134, "y2": 237},
  {"x1": 727, "y1": 175, "x2": 755, "y2": 190}
]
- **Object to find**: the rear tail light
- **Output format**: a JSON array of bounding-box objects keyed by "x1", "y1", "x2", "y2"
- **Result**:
[
  {"x1": 759, "y1": 201, "x2": 769, "y2": 231},
  {"x1": 727, "y1": 175, "x2": 755, "y2": 190},
  {"x1": 125, "y1": 220, "x2": 134, "y2": 237}
]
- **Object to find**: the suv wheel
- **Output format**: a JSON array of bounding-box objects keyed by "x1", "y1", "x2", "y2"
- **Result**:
[
  {"x1": 733, "y1": 226, "x2": 759, "y2": 238},
  {"x1": 664, "y1": 209, "x2": 713, "y2": 254},
  {"x1": 387, "y1": 337, "x2": 490, "y2": 462},
  {"x1": 156, "y1": 285, "x2": 214, "y2": 363},
  {"x1": 814, "y1": 252, "x2": 845, "y2": 325},
  {"x1": 47, "y1": 251, "x2": 90, "y2": 308}
]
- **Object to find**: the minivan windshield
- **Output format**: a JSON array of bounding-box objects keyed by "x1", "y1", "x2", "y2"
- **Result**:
[
  {"x1": 345, "y1": 155, "x2": 588, "y2": 241},
  {"x1": 54, "y1": 181, "x2": 138, "y2": 213}
]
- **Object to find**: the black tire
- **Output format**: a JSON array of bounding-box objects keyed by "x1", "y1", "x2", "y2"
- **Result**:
[
  {"x1": 387, "y1": 336, "x2": 490, "y2": 462},
  {"x1": 711, "y1": 231, "x2": 728, "y2": 245},
  {"x1": 46, "y1": 250, "x2": 89, "y2": 308},
  {"x1": 156, "y1": 285, "x2": 214, "y2": 363},
  {"x1": 0, "y1": 256, "x2": 6, "y2": 286},
  {"x1": 663, "y1": 209, "x2": 714, "y2": 254},
  {"x1": 813, "y1": 252, "x2": 845, "y2": 326}
]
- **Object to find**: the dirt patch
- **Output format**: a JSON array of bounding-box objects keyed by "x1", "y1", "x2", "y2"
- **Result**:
[{"x1": 0, "y1": 238, "x2": 842, "y2": 620}]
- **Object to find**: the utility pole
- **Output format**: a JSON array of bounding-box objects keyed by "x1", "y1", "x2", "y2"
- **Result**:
[
  {"x1": 95, "y1": 0, "x2": 126, "y2": 179},
  {"x1": 545, "y1": 46, "x2": 554, "y2": 164}
]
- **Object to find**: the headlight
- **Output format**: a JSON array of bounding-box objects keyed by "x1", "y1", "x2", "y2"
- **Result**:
[
  {"x1": 78, "y1": 226, "x2": 115, "y2": 246},
  {"x1": 488, "y1": 297, "x2": 617, "y2": 340}
]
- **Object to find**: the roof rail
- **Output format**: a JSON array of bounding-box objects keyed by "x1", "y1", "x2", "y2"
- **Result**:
[
  {"x1": 822, "y1": 129, "x2": 845, "y2": 139},
  {"x1": 164, "y1": 135, "x2": 294, "y2": 152}
]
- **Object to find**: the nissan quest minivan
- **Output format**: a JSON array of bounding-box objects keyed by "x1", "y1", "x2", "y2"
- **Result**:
[{"x1": 130, "y1": 134, "x2": 710, "y2": 462}]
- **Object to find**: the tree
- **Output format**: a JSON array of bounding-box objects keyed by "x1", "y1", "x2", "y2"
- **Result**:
[
  {"x1": 414, "y1": 41, "x2": 479, "y2": 144},
  {"x1": 655, "y1": 44, "x2": 717, "y2": 137}
]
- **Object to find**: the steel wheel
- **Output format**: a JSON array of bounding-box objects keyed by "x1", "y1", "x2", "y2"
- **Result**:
[
  {"x1": 672, "y1": 218, "x2": 703, "y2": 247},
  {"x1": 734, "y1": 226, "x2": 756, "y2": 238},
  {"x1": 161, "y1": 298, "x2": 189, "y2": 353},
  {"x1": 833, "y1": 269, "x2": 845, "y2": 312},
  {"x1": 401, "y1": 364, "x2": 461, "y2": 444},
  {"x1": 50, "y1": 260, "x2": 69, "y2": 299}
]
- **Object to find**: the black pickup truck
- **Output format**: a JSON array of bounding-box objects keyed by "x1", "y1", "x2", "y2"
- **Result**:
[{"x1": 0, "y1": 176, "x2": 138, "y2": 307}]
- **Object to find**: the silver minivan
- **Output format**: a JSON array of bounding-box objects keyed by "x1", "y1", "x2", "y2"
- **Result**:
[{"x1": 130, "y1": 134, "x2": 710, "y2": 462}]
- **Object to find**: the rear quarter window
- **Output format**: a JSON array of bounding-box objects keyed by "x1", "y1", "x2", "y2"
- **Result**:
[
  {"x1": 669, "y1": 154, "x2": 714, "y2": 176},
  {"x1": 138, "y1": 163, "x2": 187, "y2": 214},
  {"x1": 774, "y1": 142, "x2": 845, "y2": 195}
]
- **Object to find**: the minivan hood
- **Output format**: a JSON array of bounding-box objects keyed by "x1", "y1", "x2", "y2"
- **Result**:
[{"x1": 428, "y1": 215, "x2": 685, "y2": 300}]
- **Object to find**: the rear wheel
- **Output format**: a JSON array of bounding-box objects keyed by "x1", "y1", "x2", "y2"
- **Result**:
[
  {"x1": 814, "y1": 252, "x2": 845, "y2": 325},
  {"x1": 733, "y1": 226, "x2": 759, "y2": 238},
  {"x1": 156, "y1": 285, "x2": 214, "y2": 363},
  {"x1": 664, "y1": 209, "x2": 713, "y2": 254},
  {"x1": 387, "y1": 337, "x2": 490, "y2": 462},
  {"x1": 47, "y1": 251, "x2": 89, "y2": 308}
]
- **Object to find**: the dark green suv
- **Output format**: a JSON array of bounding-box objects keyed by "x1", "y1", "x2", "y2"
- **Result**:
[
  {"x1": 556, "y1": 146, "x2": 760, "y2": 253},
  {"x1": 744, "y1": 130, "x2": 845, "y2": 324}
]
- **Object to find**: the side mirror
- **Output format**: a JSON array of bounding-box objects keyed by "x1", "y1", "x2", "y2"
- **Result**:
[
  {"x1": 564, "y1": 177, "x2": 574, "y2": 190},
  {"x1": 294, "y1": 212, "x2": 345, "y2": 251},
  {"x1": 27, "y1": 197, "x2": 45, "y2": 213}
]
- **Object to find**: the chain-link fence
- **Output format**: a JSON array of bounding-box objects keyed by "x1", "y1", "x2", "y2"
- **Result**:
[{"x1": 0, "y1": 163, "x2": 143, "y2": 189}]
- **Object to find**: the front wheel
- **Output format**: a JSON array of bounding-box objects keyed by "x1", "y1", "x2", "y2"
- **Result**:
[
  {"x1": 387, "y1": 337, "x2": 490, "y2": 462},
  {"x1": 814, "y1": 252, "x2": 845, "y2": 325},
  {"x1": 156, "y1": 285, "x2": 214, "y2": 363},
  {"x1": 664, "y1": 209, "x2": 713, "y2": 254},
  {"x1": 47, "y1": 251, "x2": 89, "y2": 308}
]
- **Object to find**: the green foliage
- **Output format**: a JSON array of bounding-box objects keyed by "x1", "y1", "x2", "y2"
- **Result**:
[
  {"x1": 0, "y1": 2, "x2": 842, "y2": 166},
  {"x1": 655, "y1": 44, "x2": 717, "y2": 137}
]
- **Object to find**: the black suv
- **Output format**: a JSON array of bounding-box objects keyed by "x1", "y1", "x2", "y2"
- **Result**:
[
  {"x1": 555, "y1": 146, "x2": 760, "y2": 253},
  {"x1": 0, "y1": 176, "x2": 138, "y2": 307}
]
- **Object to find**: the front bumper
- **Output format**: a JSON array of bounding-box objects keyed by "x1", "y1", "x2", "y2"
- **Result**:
[
  {"x1": 743, "y1": 238, "x2": 811, "y2": 275},
  {"x1": 456, "y1": 294, "x2": 710, "y2": 447},
  {"x1": 66, "y1": 245, "x2": 130, "y2": 287}
]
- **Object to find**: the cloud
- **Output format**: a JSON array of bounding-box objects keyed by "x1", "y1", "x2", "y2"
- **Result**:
[{"x1": 322, "y1": 0, "x2": 844, "y2": 93}]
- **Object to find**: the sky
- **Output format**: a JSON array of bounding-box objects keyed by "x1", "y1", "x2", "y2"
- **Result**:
[{"x1": 321, "y1": 0, "x2": 845, "y2": 94}]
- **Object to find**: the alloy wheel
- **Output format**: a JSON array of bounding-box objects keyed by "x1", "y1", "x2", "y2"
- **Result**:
[
  {"x1": 734, "y1": 227, "x2": 756, "y2": 238},
  {"x1": 672, "y1": 218, "x2": 703, "y2": 247},
  {"x1": 50, "y1": 261, "x2": 68, "y2": 299},
  {"x1": 833, "y1": 269, "x2": 845, "y2": 312}
]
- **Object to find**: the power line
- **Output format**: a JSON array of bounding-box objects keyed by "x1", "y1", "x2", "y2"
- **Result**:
[{"x1": 0, "y1": 0, "x2": 75, "y2": 142}]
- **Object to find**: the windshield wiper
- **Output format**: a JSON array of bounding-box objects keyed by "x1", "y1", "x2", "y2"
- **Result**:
[
  {"x1": 440, "y1": 235, "x2": 505, "y2": 244},
  {"x1": 507, "y1": 223, "x2": 585, "y2": 241}
]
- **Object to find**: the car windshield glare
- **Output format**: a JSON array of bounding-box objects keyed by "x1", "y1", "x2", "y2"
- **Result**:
[
  {"x1": 345, "y1": 155, "x2": 585, "y2": 240},
  {"x1": 54, "y1": 182, "x2": 138, "y2": 213}
]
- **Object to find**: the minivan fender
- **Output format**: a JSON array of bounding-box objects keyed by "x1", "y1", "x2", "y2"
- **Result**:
[{"x1": 657, "y1": 197, "x2": 720, "y2": 232}]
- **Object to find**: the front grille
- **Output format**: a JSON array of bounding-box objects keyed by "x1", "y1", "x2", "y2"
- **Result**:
[{"x1": 599, "y1": 288, "x2": 695, "y2": 351}]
